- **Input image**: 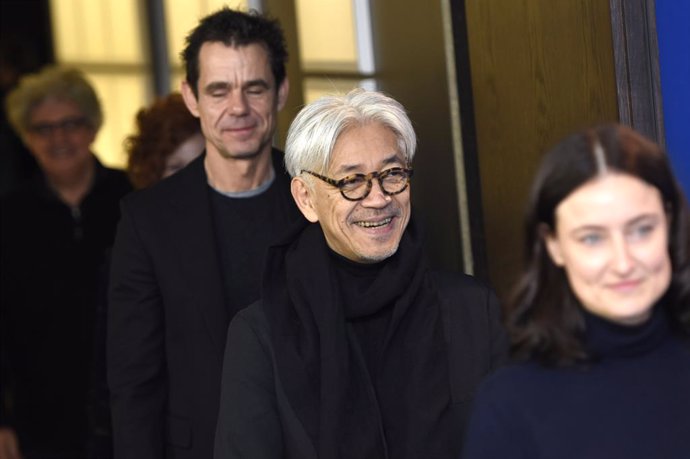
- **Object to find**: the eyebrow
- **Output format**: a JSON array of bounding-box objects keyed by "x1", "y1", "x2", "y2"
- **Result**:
[
  {"x1": 569, "y1": 213, "x2": 662, "y2": 234},
  {"x1": 335, "y1": 153, "x2": 403, "y2": 175},
  {"x1": 204, "y1": 81, "x2": 231, "y2": 94},
  {"x1": 244, "y1": 79, "x2": 270, "y2": 89},
  {"x1": 203, "y1": 79, "x2": 270, "y2": 94}
]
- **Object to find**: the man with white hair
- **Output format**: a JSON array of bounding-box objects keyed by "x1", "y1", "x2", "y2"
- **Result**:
[{"x1": 213, "y1": 88, "x2": 508, "y2": 459}]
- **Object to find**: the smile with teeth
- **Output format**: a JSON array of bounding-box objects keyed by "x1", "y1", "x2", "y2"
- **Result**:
[{"x1": 355, "y1": 217, "x2": 393, "y2": 228}]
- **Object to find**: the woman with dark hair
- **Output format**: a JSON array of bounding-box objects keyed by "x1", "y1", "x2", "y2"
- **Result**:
[
  {"x1": 125, "y1": 92, "x2": 203, "y2": 189},
  {"x1": 462, "y1": 124, "x2": 690, "y2": 459}
]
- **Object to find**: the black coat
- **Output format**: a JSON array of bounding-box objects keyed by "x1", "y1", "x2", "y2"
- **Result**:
[
  {"x1": 0, "y1": 159, "x2": 131, "y2": 458},
  {"x1": 214, "y1": 270, "x2": 508, "y2": 459},
  {"x1": 107, "y1": 152, "x2": 299, "y2": 459}
]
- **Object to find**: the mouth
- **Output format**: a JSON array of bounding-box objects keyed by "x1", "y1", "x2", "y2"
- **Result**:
[
  {"x1": 222, "y1": 124, "x2": 256, "y2": 137},
  {"x1": 608, "y1": 279, "x2": 642, "y2": 293},
  {"x1": 354, "y1": 217, "x2": 393, "y2": 228},
  {"x1": 49, "y1": 148, "x2": 74, "y2": 158}
]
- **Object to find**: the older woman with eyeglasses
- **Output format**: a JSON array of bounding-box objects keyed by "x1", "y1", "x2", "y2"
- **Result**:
[{"x1": 0, "y1": 66, "x2": 131, "y2": 459}]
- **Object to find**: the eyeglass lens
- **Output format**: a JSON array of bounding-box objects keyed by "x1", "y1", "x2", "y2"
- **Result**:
[
  {"x1": 29, "y1": 117, "x2": 89, "y2": 137},
  {"x1": 341, "y1": 168, "x2": 410, "y2": 200}
]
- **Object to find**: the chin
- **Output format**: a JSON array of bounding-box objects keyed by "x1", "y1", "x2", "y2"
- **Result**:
[
  {"x1": 356, "y1": 244, "x2": 400, "y2": 264},
  {"x1": 219, "y1": 147, "x2": 263, "y2": 160}
]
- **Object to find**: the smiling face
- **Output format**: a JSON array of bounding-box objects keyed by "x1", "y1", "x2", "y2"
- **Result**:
[
  {"x1": 292, "y1": 122, "x2": 411, "y2": 263},
  {"x1": 545, "y1": 173, "x2": 672, "y2": 325},
  {"x1": 24, "y1": 98, "x2": 96, "y2": 182},
  {"x1": 181, "y1": 42, "x2": 288, "y2": 162}
]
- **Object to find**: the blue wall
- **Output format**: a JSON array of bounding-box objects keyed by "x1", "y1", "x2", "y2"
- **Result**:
[{"x1": 656, "y1": 0, "x2": 690, "y2": 196}]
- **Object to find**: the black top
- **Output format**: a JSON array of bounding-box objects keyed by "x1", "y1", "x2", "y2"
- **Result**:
[
  {"x1": 0, "y1": 158, "x2": 131, "y2": 458},
  {"x1": 210, "y1": 161, "x2": 297, "y2": 316},
  {"x1": 461, "y1": 305, "x2": 690, "y2": 459},
  {"x1": 330, "y1": 250, "x2": 390, "y2": 381}
]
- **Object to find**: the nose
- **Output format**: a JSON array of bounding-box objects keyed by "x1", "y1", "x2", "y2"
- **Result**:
[
  {"x1": 47, "y1": 126, "x2": 69, "y2": 144},
  {"x1": 610, "y1": 236, "x2": 635, "y2": 276},
  {"x1": 360, "y1": 178, "x2": 391, "y2": 208},
  {"x1": 228, "y1": 91, "x2": 249, "y2": 116}
]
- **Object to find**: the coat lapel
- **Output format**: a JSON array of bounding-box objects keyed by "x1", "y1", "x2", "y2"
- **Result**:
[{"x1": 168, "y1": 155, "x2": 229, "y2": 361}]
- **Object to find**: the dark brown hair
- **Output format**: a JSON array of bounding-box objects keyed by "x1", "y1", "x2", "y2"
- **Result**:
[
  {"x1": 125, "y1": 93, "x2": 201, "y2": 189},
  {"x1": 508, "y1": 124, "x2": 690, "y2": 366},
  {"x1": 181, "y1": 7, "x2": 287, "y2": 98}
]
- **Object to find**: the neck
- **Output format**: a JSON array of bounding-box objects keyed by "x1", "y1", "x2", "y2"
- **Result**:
[
  {"x1": 204, "y1": 148, "x2": 274, "y2": 193},
  {"x1": 46, "y1": 156, "x2": 95, "y2": 207}
]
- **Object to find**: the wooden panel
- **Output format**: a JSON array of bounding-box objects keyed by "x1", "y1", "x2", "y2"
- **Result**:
[{"x1": 464, "y1": 0, "x2": 619, "y2": 299}]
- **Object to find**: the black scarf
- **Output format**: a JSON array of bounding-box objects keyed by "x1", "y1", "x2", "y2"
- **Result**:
[{"x1": 263, "y1": 219, "x2": 452, "y2": 459}]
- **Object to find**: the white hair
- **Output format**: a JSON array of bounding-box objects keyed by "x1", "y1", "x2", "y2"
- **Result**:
[{"x1": 284, "y1": 88, "x2": 417, "y2": 177}]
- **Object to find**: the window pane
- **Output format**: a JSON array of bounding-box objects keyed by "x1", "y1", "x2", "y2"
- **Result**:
[
  {"x1": 87, "y1": 72, "x2": 149, "y2": 169},
  {"x1": 170, "y1": 70, "x2": 185, "y2": 93},
  {"x1": 51, "y1": 0, "x2": 144, "y2": 63},
  {"x1": 165, "y1": 0, "x2": 248, "y2": 67},
  {"x1": 295, "y1": 0, "x2": 358, "y2": 72},
  {"x1": 303, "y1": 77, "x2": 376, "y2": 103}
]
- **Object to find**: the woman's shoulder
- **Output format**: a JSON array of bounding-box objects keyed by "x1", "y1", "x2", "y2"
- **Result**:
[
  {"x1": 479, "y1": 362, "x2": 540, "y2": 392},
  {"x1": 475, "y1": 360, "x2": 567, "y2": 406}
]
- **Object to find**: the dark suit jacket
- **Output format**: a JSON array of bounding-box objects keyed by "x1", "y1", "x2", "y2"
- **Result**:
[{"x1": 107, "y1": 152, "x2": 298, "y2": 459}]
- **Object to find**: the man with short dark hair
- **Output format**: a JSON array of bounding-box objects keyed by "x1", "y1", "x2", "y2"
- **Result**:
[
  {"x1": 213, "y1": 89, "x2": 508, "y2": 459},
  {"x1": 107, "y1": 8, "x2": 301, "y2": 459}
]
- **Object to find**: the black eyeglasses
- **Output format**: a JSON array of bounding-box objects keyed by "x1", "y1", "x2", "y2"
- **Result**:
[
  {"x1": 28, "y1": 116, "x2": 90, "y2": 138},
  {"x1": 301, "y1": 166, "x2": 413, "y2": 201}
]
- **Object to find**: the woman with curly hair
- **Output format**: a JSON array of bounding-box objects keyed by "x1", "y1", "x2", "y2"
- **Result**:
[
  {"x1": 462, "y1": 124, "x2": 690, "y2": 459},
  {"x1": 125, "y1": 92, "x2": 203, "y2": 189}
]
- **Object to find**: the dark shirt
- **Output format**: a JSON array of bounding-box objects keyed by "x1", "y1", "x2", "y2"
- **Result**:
[
  {"x1": 461, "y1": 306, "x2": 690, "y2": 459},
  {"x1": 210, "y1": 168, "x2": 297, "y2": 315},
  {"x1": 0, "y1": 159, "x2": 131, "y2": 458}
]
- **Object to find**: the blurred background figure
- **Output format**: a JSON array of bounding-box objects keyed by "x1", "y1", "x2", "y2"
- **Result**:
[
  {"x1": 462, "y1": 124, "x2": 690, "y2": 459},
  {"x1": 0, "y1": 66, "x2": 131, "y2": 459},
  {"x1": 125, "y1": 92, "x2": 203, "y2": 190},
  {"x1": 0, "y1": 38, "x2": 41, "y2": 198}
]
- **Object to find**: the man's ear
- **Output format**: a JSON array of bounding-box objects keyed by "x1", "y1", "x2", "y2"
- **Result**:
[
  {"x1": 291, "y1": 177, "x2": 319, "y2": 223},
  {"x1": 181, "y1": 80, "x2": 200, "y2": 117},
  {"x1": 542, "y1": 224, "x2": 565, "y2": 267},
  {"x1": 277, "y1": 77, "x2": 289, "y2": 111}
]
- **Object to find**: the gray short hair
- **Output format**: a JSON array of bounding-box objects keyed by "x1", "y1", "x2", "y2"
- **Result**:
[
  {"x1": 6, "y1": 66, "x2": 103, "y2": 141},
  {"x1": 284, "y1": 88, "x2": 416, "y2": 177}
]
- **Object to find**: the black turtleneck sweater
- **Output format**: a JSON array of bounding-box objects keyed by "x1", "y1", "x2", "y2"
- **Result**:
[
  {"x1": 330, "y1": 249, "x2": 391, "y2": 380},
  {"x1": 461, "y1": 306, "x2": 690, "y2": 459}
]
